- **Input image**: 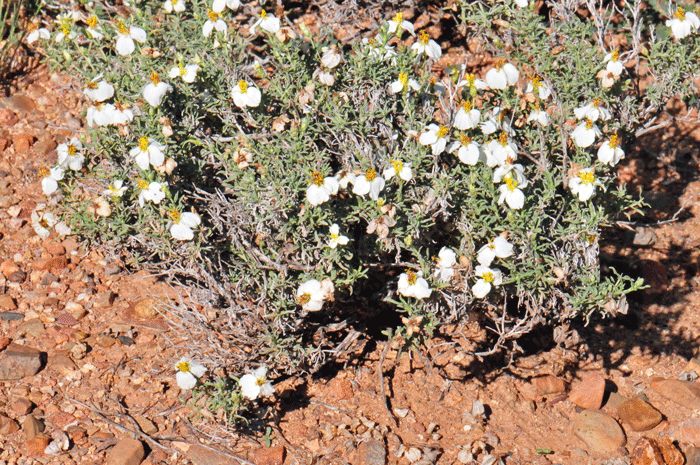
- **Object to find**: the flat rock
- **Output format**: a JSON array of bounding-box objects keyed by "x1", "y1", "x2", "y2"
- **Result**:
[
  {"x1": 686, "y1": 446, "x2": 700, "y2": 465},
  {"x1": 358, "y1": 438, "x2": 386, "y2": 465},
  {"x1": 3, "y1": 94, "x2": 36, "y2": 113},
  {"x1": 252, "y1": 445, "x2": 285, "y2": 465},
  {"x1": 572, "y1": 409, "x2": 626, "y2": 454},
  {"x1": 18, "y1": 318, "x2": 45, "y2": 338},
  {"x1": 669, "y1": 418, "x2": 700, "y2": 445},
  {"x1": 0, "y1": 295, "x2": 16, "y2": 310},
  {"x1": 12, "y1": 397, "x2": 33, "y2": 416},
  {"x1": 26, "y1": 436, "x2": 50, "y2": 458},
  {"x1": 0, "y1": 344, "x2": 43, "y2": 380},
  {"x1": 650, "y1": 378, "x2": 700, "y2": 410},
  {"x1": 0, "y1": 312, "x2": 23, "y2": 321},
  {"x1": 106, "y1": 438, "x2": 145, "y2": 465},
  {"x1": 531, "y1": 375, "x2": 567, "y2": 395},
  {"x1": 22, "y1": 415, "x2": 44, "y2": 440},
  {"x1": 569, "y1": 372, "x2": 606, "y2": 409},
  {"x1": 617, "y1": 397, "x2": 663, "y2": 431},
  {"x1": 0, "y1": 414, "x2": 20, "y2": 434},
  {"x1": 183, "y1": 444, "x2": 238, "y2": 465},
  {"x1": 604, "y1": 392, "x2": 629, "y2": 411}
]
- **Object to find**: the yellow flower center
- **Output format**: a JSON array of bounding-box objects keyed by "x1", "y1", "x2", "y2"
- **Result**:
[
  {"x1": 579, "y1": 170, "x2": 595, "y2": 185},
  {"x1": 593, "y1": 98, "x2": 601, "y2": 107},
  {"x1": 496, "y1": 59, "x2": 506, "y2": 69},
  {"x1": 256, "y1": 376, "x2": 267, "y2": 386},
  {"x1": 297, "y1": 292, "x2": 311, "y2": 305},
  {"x1": 437, "y1": 126, "x2": 448, "y2": 138},
  {"x1": 137, "y1": 179, "x2": 150, "y2": 190},
  {"x1": 585, "y1": 118, "x2": 594, "y2": 130},
  {"x1": 87, "y1": 81, "x2": 98, "y2": 89},
  {"x1": 365, "y1": 168, "x2": 377, "y2": 182},
  {"x1": 87, "y1": 16, "x2": 98, "y2": 29},
  {"x1": 407, "y1": 270, "x2": 417, "y2": 285},
  {"x1": 61, "y1": 21, "x2": 71, "y2": 35},
  {"x1": 177, "y1": 361, "x2": 191, "y2": 372},
  {"x1": 393, "y1": 12, "x2": 403, "y2": 24},
  {"x1": 260, "y1": 9, "x2": 267, "y2": 18},
  {"x1": 171, "y1": 0, "x2": 178, "y2": 5},
  {"x1": 675, "y1": 7, "x2": 685, "y2": 20},
  {"x1": 28, "y1": 23, "x2": 38, "y2": 32},
  {"x1": 498, "y1": 132, "x2": 508, "y2": 146},
  {"x1": 611, "y1": 49, "x2": 619, "y2": 61},
  {"x1": 68, "y1": 144, "x2": 77, "y2": 156},
  {"x1": 330, "y1": 232, "x2": 339, "y2": 241},
  {"x1": 505, "y1": 175, "x2": 518, "y2": 191},
  {"x1": 462, "y1": 101, "x2": 473, "y2": 111},
  {"x1": 39, "y1": 218, "x2": 49, "y2": 228},
  {"x1": 459, "y1": 134, "x2": 472, "y2": 146},
  {"x1": 117, "y1": 21, "x2": 129, "y2": 35},
  {"x1": 168, "y1": 209, "x2": 181, "y2": 222},
  {"x1": 368, "y1": 38, "x2": 376, "y2": 45},
  {"x1": 150, "y1": 72, "x2": 161, "y2": 85},
  {"x1": 482, "y1": 271, "x2": 494, "y2": 283},
  {"x1": 609, "y1": 134, "x2": 619, "y2": 148},
  {"x1": 178, "y1": 63, "x2": 186, "y2": 75},
  {"x1": 40, "y1": 167, "x2": 50, "y2": 177},
  {"x1": 139, "y1": 137, "x2": 149, "y2": 151},
  {"x1": 208, "y1": 10, "x2": 219, "y2": 21},
  {"x1": 109, "y1": 185, "x2": 120, "y2": 193},
  {"x1": 238, "y1": 80, "x2": 248, "y2": 93},
  {"x1": 391, "y1": 160, "x2": 403, "y2": 173},
  {"x1": 531, "y1": 75, "x2": 542, "y2": 89},
  {"x1": 310, "y1": 170, "x2": 324, "y2": 186},
  {"x1": 398, "y1": 73, "x2": 408, "y2": 87},
  {"x1": 465, "y1": 73, "x2": 476, "y2": 87},
  {"x1": 419, "y1": 30, "x2": 430, "y2": 45}
]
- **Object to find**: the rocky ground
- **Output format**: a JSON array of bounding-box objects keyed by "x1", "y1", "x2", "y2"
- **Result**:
[{"x1": 1, "y1": 3, "x2": 700, "y2": 465}]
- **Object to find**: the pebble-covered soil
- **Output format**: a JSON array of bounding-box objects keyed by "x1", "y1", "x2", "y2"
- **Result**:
[{"x1": 1, "y1": 3, "x2": 700, "y2": 465}]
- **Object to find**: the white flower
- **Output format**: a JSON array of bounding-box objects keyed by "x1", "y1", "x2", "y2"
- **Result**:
[
  {"x1": 328, "y1": 224, "x2": 349, "y2": 248},
  {"x1": 454, "y1": 101, "x2": 481, "y2": 130},
  {"x1": 569, "y1": 167, "x2": 604, "y2": 202},
  {"x1": 419, "y1": 123, "x2": 449, "y2": 155},
  {"x1": 493, "y1": 162, "x2": 526, "y2": 185},
  {"x1": 169, "y1": 63, "x2": 200, "y2": 83},
  {"x1": 111, "y1": 103, "x2": 135, "y2": 125},
  {"x1": 57, "y1": 137, "x2": 84, "y2": 171},
  {"x1": 306, "y1": 171, "x2": 339, "y2": 206},
  {"x1": 84, "y1": 79, "x2": 114, "y2": 102},
  {"x1": 485, "y1": 61, "x2": 519, "y2": 89},
  {"x1": 397, "y1": 270, "x2": 432, "y2": 299},
  {"x1": 169, "y1": 211, "x2": 201, "y2": 241},
  {"x1": 603, "y1": 49, "x2": 624, "y2": 77},
  {"x1": 527, "y1": 107, "x2": 550, "y2": 126},
  {"x1": 352, "y1": 168, "x2": 385, "y2": 200},
  {"x1": 412, "y1": 31, "x2": 441, "y2": 60},
  {"x1": 515, "y1": 0, "x2": 529, "y2": 7},
  {"x1": 389, "y1": 73, "x2": 420, "y2": 94},
  {"x1": 85, "y1": 15, "x2": 104, "y2": 40},
  {"x1": 480, "y1": 107, "x2": 513, "y2": 136},
  {"x1": 321, "y1": 47, "x2": 342, "y2": 69},
  {"x1": 448, "y1": 135, "x2": 483, "y2": 165},
  {"x1": 164, "y1": 0, "x2": 186, "y2": 13},
  {"x1": 130, "y1": 137, "x2": 166, "y2": 171},
  {"x1": 31, "y1": 211, "x2": 56, "y2": 239},
  {"x1": 574, "y1": 99, "x2": 611, "y2": 122},
  {"x1": 597, "y1": 134, "x2": 625, "y2": 166},
  {"x1": 525, "y1": 76, "x2": 551, "y2": 100},
  {"x1": 296, "y1": 279, "x2": 333, "y2": 311},
  {"x1": 571, "y1": 118, "x2": 602, "y2": 148},
  {"x1": 485, "y1": 133, "x2": 517, "y2": 168},
  {"x1": 104, "y1": 180, "x2": 127, "y2": 198},
  {"x1": 142, "y1": 72, "x2": 172, "y2": 107},
  {"x1": 55, "y1": 221, "x2": 72, "y2": 237},
  {"x1": 240, "y1": 366, "x2": 274, "y2": 400},
  {"x1": 666, "y1": 7, "x2": 700, "y2": 40},
  {"x1": 251, "y1": 9, "x2": 280, "y2": 35},
  {"x1": 498, "y1": 172, "x2": 527, "y2": 209},
  {"x1": 457, "y1": 73, "x2": 488, "y2": 97},
  {"x1": 54, "y1": 14, "x2": 78, "y2": 43},
  {"x1": 387, "y1": 12, "x2": 415, "y2": 37},
  {"x1": 231, "y1": 80, "x2": 262, "y2": 108},
  {"x1": 175, "y1": 358, "x2": 206, "y2": 390},
  {"x1": 383, "y1": 159, "x2": 412, "y2": 182},
  {"x1": 42, "y1": 166, "x2": 65, "y2": 195},
  {"x1": 115, "y1": 22, "x2": 146, "y2": 56},
  {"x1": 203, "y1": 10, "x2": 227, "y2": 37},
  {"x1": 472, "y1": 265, "x2": 503, "y2": 298},
  {"x1": 477, "y1": 237, "x2": 514, "y2": 267},
  {"x1": 212, "y1": 0, "x2": 239, "y2": 13},
  {"x1": 138, "y1": 180, "x2": 167, "y2": 207},
  {"x1": 337, "y1": 170, "x2": 356, "y2": 189},
  {"x1": 434, "y1": 247, "x2": 457, "y2": 282},
  {"x1": 26, "y1": 26, "x2": 50, "y2": 44},
  {"x1": 362, "y1": 37, "x2": 397, "y2": 63}
]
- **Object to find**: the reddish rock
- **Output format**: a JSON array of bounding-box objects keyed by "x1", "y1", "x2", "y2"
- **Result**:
[
  {"x1": 617, "y1": 397, "x2": 663, "y2": 431},
  {"x1": 569, "y1": 372, "x2": 606, "y2": 409},
  {"x1": 0, "y1": 344, "x2": 43, "y2": 380},
  {"x1": 531, "y1": 375, "x2": 567, "y2": 395},
  {"x1": 657, "y1": 436, "x2": 684, "y2": 465},
  {"x1": 0, "y1": 108, "x2": 19, "y2": 126},
  {"x1": 26, "y1": 436, "x2": 50, "y2": 457},
  {"x1": 0, "y1": 414, "x2": 20, "y2": 434},
  {"x1": 22, "y1": 414, "x2": 44, "y2": 440},
  {"x1": 686, "y1": 446, "x2": 700, "y2": 465},
  {"x1": 7, "y1": 94, "x2": 36, "y2": 113},
  {"x1": 650, "y1": 378, "x2": 700, "y2": 410},
  {"x1": 0, "y1": 295, "x2": 16, "y2": 310},
  {"x1": 357, "y1": 439, "x2": 386, "y2": 465},
  {"x1": 184, "y1": 444, "x2": 235, "y2": 465},
  {"x1": 32, "y1": 256, "x2": 68, "y2": 272},
  {"x1": 106, "y1": 438, "x2": 145, "y2": 465},
  {"x1": 670, "y1": 418, "x2": 700, "y2": 445},
  {"x1": 252, "y1": 445, "x2": 285, "y2": 465},
  {"x1": 0, "y1": 337, "x2": 11, "y2": 351},
  {"x1": 329, "y1": 378, "x2": 354, "y2": 401},
  {"x1": 12, "y1": 397, "x2": 33, "y2": 416},
  {"x1": 12, "y1": 133, "x2": 35, "y2": 154},
  {"x1": 572, "y1": 409, "x2": 626, "y2": 454},
  {"x1": 631, "y1": 437, "x2": 665, "y2": 465},
  {"x1": 0, "y1": 260, "x2": 20, "y2": 278},
  {"x1": 44, "y1": 241, "x2": 66, "y2": 256}
]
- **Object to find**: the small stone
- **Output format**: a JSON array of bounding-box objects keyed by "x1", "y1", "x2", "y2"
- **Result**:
[
  {"x1": 617, "y1": 396, "x2": 663, "y2": 431},
  {"x1": 631, "y1": 437, "x2": 664, "y2": 465},
  {"x1": 0, "y1": 312, "x2": 24, "y2": 321},
  {"x1": 0, "y1": 344, "x2": 43, "y2": 380},
  {"x1": 40, "y1": 272, "x2": 58, "y2": 285},
  {"x1": 656, "y1": 436, "x2": 684, "y2": 465},
  {"x1": 18, "y1": 318, "x2": 45, "y2": 338},
  {"x1": 0, "y1": 295, "x2": 16, "y2": 310},
  {"x1": 0, "y1": 108, "x2": 18, "y2": 126},
  {"x1": 329, "y1": 378, "x2": 354, "y2": 401},
  {"x1": 569, "y1": 372, "x2": 606, "y2": 409},
  {"x1": 357, "y1": 438, "x2": 386, "y2": 465},
  {"x1": 650, "y1": 378, "x2": 700, "y2": 410},
  {"x1": 632, "y1": 227, "x2": 657, "y2": 246},
  {"x1": 133, "y1": 298, "x2": 160, "y2": 319},
  {"x1": 5, "y1": 94, "x2": 36, "y2": 113},
  {"x1": 26, "y1": 436, "x2": 50, "y2": 457},
  {"x1": 45, "y1": 242, "x2": 66, "y2": 256},
  {"x1": 252, "y1": 445, "x2": 285, "y2": 465},
  {"x1": 13, "y1": 397, "x2": 33, "y2": 415},
  {"x1": 531, "y1": 375, "x2": 567, "y2": 395},
  {"x1": 7, "y1": 270, "x2": 25, "y2": 283},
  {"x1": 687, "y1": 446, "x2": 700, "y2": 465},
  {"x1": 184, "y1": 444, "x2": 235, "y2": 465},
  {"x1": 65, "y1": 117, "x2": 82, "y2": 130},
  {"x1": 134, "y1": 415, "x2": 157, "y2": 435},
  {"x1": 0, "y1": 414, "x2": 20, "y2": 434},
  {"x1": 106, "y1": 438, "x2": 145, "y2": 465},
  {"x1": 12, "y1": 133, "x2": 35, "y2": 154},
  {"x1": 33, "y1": 138, "x2": 57, "y2": 155},
  {"x1": 104, "y1": 263, "x2": 122, "y2": 276},
  {"x1": 22, "y1": 414, "x2": 45, "y2": 440},
  {"x1": 32, "y1": 256, "x2": 68, "y2": 272},
  {"x1": 572, "y1": 409, "x2": 626, "y2": 454},
  {"x1": 96, "y1": 290, "x2": 116, "y2": 308},
  {"x1": 0, "y1": 337, "x2": 11, "y2": 350},
  {"x1": 55, "y1": 313, "x2": 78, "y2": 326},
  {"x1": 48, "y1": 352, "x2": 77, "y2": 374},
  {"x1": 0, "y1": 260, "x2": 19, "y2": 277},
  {"x1": 670, "y1": 418, "x2": 700, "y2": 445}
]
